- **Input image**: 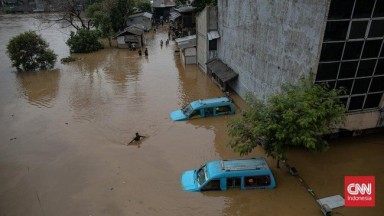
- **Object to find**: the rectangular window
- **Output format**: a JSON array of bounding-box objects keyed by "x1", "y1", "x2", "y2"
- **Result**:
[
  {"x1": 364, "y1": 93, "x2": 383, "y2": 108},
  {"x1": 352, "y1": 78, "x2": 371, "y2": 94},
  {"x1": 369, "y1": 76, "x2": 384, "y2": 92},
  {"x1": 328, "y1": 0, "x2": 353, "y2": 19},
  {"x1": 209, "y1": 39, "x2": 217, "y2": 50},
  {"x1": 324, "y1": 21, "x2": 349, "y2": 41},
  {"x1": 374, "y1": 0, "x2": 384, "y2": 17},
  {"x1": 349, "y1": 21, "x2": 368, "y2": 39},
  {"x1": 336, "y1": 79, "x2": 354, "y2": 95},
  {"x1": 362, "y1": 40, "x2": 382, "y2": 58},
  {"x1": 353, "y1": 0, "x2": 375, "y2": 18},
  {"x1": 357, "y1": 59, "x2": 376, "y2": 77},
  {"x1": 320, "y1": 42, "x2": 344, "y2": 61},
  {"x1": 343, "y1": 41, "x2": 363, "y2": 60},
  {"x1": 375, "y1": 59, "x2": 384, "y2": 75},
  {"x1": 316, "y1": 62, "x2": 339, "y2": 80},
  {"x1": 348, "y1": 95, "x2": 365, "y2": 110},
  {"x1": 368, "y1": 20, "x2": 384, "y2": 38},
  {"x1": 339, "y1": 61, "x2": 358, "y2": 78}
]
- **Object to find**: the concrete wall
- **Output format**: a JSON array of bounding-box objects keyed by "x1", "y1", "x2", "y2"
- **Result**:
[
  {"x1": 197, "y1": 6, "x2": 219, "y2": 73},
  {"x1": 197, "y1": 7, "x2": 208, "y2": 72},
  {"x1": 218, "y1": 0, "x2": 330, "y2": 100}
]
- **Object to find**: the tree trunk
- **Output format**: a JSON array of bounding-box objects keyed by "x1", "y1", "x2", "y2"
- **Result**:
[{"x1": 277, "y1": 159, "x2": 280, "y2": 168}]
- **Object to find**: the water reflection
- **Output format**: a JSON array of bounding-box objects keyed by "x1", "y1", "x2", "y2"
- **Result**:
[{"x1": 16, "y1": 69, "x2": 60, "y2": 108}]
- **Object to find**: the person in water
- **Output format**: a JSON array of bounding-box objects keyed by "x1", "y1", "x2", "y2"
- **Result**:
[{"x1": 128, "y1": 132, "x2": 145, "y2": 144}]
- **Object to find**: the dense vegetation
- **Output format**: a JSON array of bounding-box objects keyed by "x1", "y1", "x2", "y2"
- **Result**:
[
  {"x1": 66, "y1": 29, "x2": 104, "y2": 53},
  {"x1": 227, "y1": 74, "x2": 346, "y2": 167},
  {"x1": 6, "y1": 31, "x2": 57, "y2": 71}
]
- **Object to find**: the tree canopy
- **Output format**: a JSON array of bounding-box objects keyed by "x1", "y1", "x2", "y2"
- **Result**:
[
  {"x1": 6, "y1": 31, "x2": 57, "y2": 71},
  {"x1": 66, "y1": 29, "x2": 103, "y2": 53},
  {"x1": 227, "y1": 74, "x2": 347, "y2": 167}
]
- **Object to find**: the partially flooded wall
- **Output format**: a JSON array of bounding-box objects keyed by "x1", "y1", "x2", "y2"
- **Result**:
[{"x1": 218, "y1": 0, "x2": 330, "y2": 100}]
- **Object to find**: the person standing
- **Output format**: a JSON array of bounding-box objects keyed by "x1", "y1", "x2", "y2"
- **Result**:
[
  {"x1": 138, "y1": 49, "x2": 142, "y2": 56},
  {"x1": 144, "y1": 48, "x2": 148, "y2": 56}
]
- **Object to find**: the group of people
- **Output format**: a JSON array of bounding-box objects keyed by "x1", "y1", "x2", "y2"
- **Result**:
[
  {"x1": 138, "y1": 48, "x2": 148, "y2": 56},
  {"x1": 160, "y1": 39, "x2": 170, "y2": 47}
]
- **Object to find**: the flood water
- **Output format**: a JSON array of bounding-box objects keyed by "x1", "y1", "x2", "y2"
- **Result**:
[{"x1": 0, "y1": 14, "x2": 383, "y2": 216}]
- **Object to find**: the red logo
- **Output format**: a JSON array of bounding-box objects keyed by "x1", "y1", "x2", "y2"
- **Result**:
[{"x1": 345, "y1": 176, "x2": 375, "y2": 207}]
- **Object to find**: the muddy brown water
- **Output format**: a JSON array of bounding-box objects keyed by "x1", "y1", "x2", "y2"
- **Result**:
[{"x1": 0, "y1": 14, "x2": 383, "y2": 216}]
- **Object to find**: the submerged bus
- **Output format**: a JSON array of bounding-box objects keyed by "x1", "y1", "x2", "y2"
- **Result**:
[
  {"x1": 170, "y1": 97, "x2": 235, "y2": 121},
  {"x1": 181, "y1": 157, "x2": 276, "y2": 192}
]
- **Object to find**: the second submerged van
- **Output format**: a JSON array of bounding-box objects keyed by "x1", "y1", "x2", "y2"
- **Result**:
[{"x1": 170, "y1": 96, "x2": 235, "y2": 121}]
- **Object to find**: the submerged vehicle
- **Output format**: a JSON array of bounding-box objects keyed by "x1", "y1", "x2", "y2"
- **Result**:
[
  {"x1": 181, "y1": 157, "x2": 276, "y2": 192},
  {"x1": 170, "y1": 96, "x2": 235, "y2": 121}
]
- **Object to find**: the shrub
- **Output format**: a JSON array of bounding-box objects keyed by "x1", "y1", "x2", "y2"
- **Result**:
[
  {"x1": 60, "y1": 56, "x2": 77, "y2": 63},
  {"x1": 6, "y1": 31, "x2": 57, "y2": 71},
  {"x1": 66, "y1": 29, "x2": 103, "y2": 53}
]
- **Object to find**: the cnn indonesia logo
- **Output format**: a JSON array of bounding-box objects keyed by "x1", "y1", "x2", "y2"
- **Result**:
[{"x1": 345, "y1": 176, "x2": 375, "y2": 207}]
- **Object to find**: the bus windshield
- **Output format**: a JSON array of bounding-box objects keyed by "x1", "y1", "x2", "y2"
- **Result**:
[
  {"x1": 182, "y1": 105, "x2": 193, "y2": 116},
  {"x1": 196, "y1": 165, "x2": 207, "y2": 185}
]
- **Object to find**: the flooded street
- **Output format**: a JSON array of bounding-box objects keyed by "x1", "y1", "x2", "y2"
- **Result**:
[{"x1": 0, "y1": 14, "x2": 383, "y2": 216}]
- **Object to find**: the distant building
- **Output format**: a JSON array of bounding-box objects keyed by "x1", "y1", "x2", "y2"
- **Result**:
[
  {"x1": 175, "y1": 35, "x2": 197, "y2": 65},
  {"x1": 115, "y1": 26, "x2": 145, "y2": 49},
  {"x1": 152, "y1": 0, "x2": 176, "y2": 22},
  {"x1": 126, "y1": 12, "x2": 153, "y2": 32},
  {"x1": 213, "y1": 0, "x2": 384, "y2": 132}
]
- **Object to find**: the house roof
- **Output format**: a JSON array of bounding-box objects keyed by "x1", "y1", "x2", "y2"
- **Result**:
[
  {"x1": 206, "y1": 59, "x2": 238, "y2": 83},
  {"x1": 115, "y1": 26, "x2": 144, "y2": 37},
  {"x1": 169, "y1": 11, "x2": 181, "y2": 21},
  {"x1": 152, "y1": 0, "x2": 176, "y2": 8},
  {"x1": 128, "y1": 12, "x2": 153, "y2": 19},
  {"x1": 175, "y1": 35, "x2": 196, "y2": 49},
  {"x1": 175, "y1": 6, "x2": 196, "y2": 13}
]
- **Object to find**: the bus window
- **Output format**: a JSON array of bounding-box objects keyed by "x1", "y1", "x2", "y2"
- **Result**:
[
  {"x1": 215, "y1": 106, "x2": 231, "y2": 115},
  {"x1": 244, "y1": 175, "x2": 271, "y2": 187},
  {"x1": 202, "y1": 180, "x2": 221, "y2": 191},
  {"x1": 189, "y1": 110, "x2": 201, "y2": 118},
  {"x1": 227, "y1": 177, "x2": 241, "y2": 188},
  {"x1": 204, "y1": 108, "x2": 214, "y2": 117}
]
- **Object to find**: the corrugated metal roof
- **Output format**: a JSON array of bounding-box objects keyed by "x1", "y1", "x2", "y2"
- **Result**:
[
  {"x1": 175, "y1": 6, "x2": 196, "y2": 13},
  {"x1": 175, "y1": 35, "x2": 196, "y2": 49},
  {"x1": 169, "y1": 11, "x2": 181, "y2": 21},
  {"x1": 208, "y1": 31, "x2": 220, "y2": 40},
  {"x1": 206, "y1": 59, "x2": 238, "y2": 83},
  {"x1": 115, "y1": 26, "x2": 144, "y2": 37},
  {"x1": 129, "y1": 12, "x2": 152, "y2": 19}
]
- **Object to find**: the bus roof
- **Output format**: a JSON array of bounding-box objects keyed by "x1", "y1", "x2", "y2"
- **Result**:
[
  {"x1": 206, "y1": 158, "x2": 271, "y2": 178},
  {"x1": 190, "y1": 97, "x2": 231, "y2": 109}
]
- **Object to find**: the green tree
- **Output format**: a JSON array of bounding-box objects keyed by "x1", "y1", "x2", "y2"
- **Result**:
[
  {"x1": 227, "y1": 74, "x2": 346, "y2": 168},
  {"x1": 66, "y1": 29, "x2": 104, "y2": 53},
  {"x1": 137, "y1": 1, "x2": 151, "y2": 12},
  {"x1": 6, "y1": 31, "x2": 57, "y2": 71},
  {"x1": 86, "y1": 1, "x2": 114, "y2": 46}
]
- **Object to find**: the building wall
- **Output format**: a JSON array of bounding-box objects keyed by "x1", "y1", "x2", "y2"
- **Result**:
[
  {"x1": 197, "y1": 6, "x2": 219, "y2": 73},
  {"x1": 218, "y1": 0, "x2": 330, "y2": 100},
  {"x1": 197, "y1": 7, "x2": 208, "y2": 72}
]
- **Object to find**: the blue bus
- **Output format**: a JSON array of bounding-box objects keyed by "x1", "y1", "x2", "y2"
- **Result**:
[
  {"x1": 170, "y1": 97, "x2": 235, "y2": 121},
  {"x1": 181, "y1": 157, "x2": 277, "y2": 192}
]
